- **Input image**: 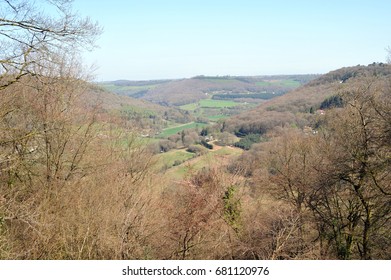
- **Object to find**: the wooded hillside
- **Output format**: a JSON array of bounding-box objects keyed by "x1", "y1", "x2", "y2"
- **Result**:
[{"x1": 1, "y1": 0, "x2": 390, "y2": 260}]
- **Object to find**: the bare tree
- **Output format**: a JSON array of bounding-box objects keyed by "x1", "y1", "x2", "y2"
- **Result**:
[
  {"x1": 0, "y1": 0, "x2": 104, "y2": 259},
  {"x1": 308, "y1": 77, "x2": 391, "y2": 259},
  {"x1": 163, "y1": 168, "x2": 244, "y2": 259},
  {"x1": 266, "y1": 130, "x2": 319, "y2": 255},
  {"x1": 0, "y1": 0, "x2": 101, "y2": 89}
]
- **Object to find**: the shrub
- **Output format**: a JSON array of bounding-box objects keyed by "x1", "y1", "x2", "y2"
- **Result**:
[
  {"x1": 234, "y1": 134, "x2": 262, "y2": 150},
  {"x1": 200, "y1": 140, "x2": 213, "y2": 149}
]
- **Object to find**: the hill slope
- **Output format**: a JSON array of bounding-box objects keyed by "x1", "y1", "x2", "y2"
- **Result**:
[
  {"x1": 85, "y1": 85, "x2": 193, "y2": 134},
  {"x1": 101, "y1": 75, "x2": 318, "y2": 106},
  {"x1": 223, "y1": 63, "x2": 391, "y2": 135}
]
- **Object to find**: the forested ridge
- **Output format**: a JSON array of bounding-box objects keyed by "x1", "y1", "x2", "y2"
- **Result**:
[{"x1": 1, "y1": 0, "x2": 390, "y2": 260}]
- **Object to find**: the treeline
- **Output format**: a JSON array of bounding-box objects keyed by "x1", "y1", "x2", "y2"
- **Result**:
[
  {"x1": 221, "y1": 64, "x2": 391, "y2": 138},
  {"x1": 319, "y1": 94, "x2": 344, "y2": 109},
  {"x1": 307, "y1": 62, "x2": 391, "y2": 86},
  {"x1": 193, "y1": 75, "x2": 319, "y2": 84},
  {"x1": 233, "y1": 134, "x2": 264, "y2": 150},
  {"x1": 212, "y1": 92, "x2": 284, "y2": 100},
  {"x1": 107, "y1": 79, "x2": 171, "y2": 87}
]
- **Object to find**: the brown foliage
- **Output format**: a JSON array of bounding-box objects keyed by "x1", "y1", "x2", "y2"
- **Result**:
[{"x1": 162, "y1": 168, "x2": 245, "y2": 259}]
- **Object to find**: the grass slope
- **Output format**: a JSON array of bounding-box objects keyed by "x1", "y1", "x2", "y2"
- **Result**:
[
  {"x1": 164, "y1": 145, "x2": 242, "y2": 179},
  {"x1": 157, "y1": 122, "x2": 209, "y2": 138}
]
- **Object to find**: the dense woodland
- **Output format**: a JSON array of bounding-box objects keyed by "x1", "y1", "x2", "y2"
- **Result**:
[{"x1": 1, "y1": 0, "x2": 390, "y2": 260}]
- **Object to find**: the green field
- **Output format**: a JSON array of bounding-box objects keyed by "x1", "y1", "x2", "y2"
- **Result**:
[
  {"x1": 179, "y1": 103, "x2": 199, "y2": 111},
  {"x1": 100, "y1": 83, "x2": 160, "y2": 96},
  {"x1": 199, "y1": 99, "x2": 239, "y2": 108},
  {"x1": 180, "y1": 99, "x2": 240, "y2": 111},
  {"x1": 157, "y1": 122, "x2": 209, "y2": 138},
  {"x1": 279, "y1": 79, "x2": 301, "y2": 87},
  {"x1": 207, "y1": 115, "x2": 227, "y2": 121},
  {"x1": 158, "y1": 149, "x2": 195, "y2": 168},
  {"x1": 256, "y1": 79, "x2": 301, "y2": 88},
  {"x1": 165, "y1": 146, "x2": 243, "y2": 179}
]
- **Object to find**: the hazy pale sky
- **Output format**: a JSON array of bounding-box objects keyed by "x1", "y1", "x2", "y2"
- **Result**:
[{"x1": 73, "y1": 0, "x2": 391, "y2": 81}]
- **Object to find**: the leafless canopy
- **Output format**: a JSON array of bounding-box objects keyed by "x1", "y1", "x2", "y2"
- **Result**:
[{"x1": 0, "y1": 0, "x2": 102, "y2": 88}]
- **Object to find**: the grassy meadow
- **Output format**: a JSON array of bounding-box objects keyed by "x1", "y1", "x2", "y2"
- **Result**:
[
  {"x1": 256, "y1": 79, "x2": 301, "y2": 88},
  {"x1": 179, "y1": 98, "x2": 241, "y2": 111},
  {"x1": 157, "y1": 122, "x2": 209, "y2": 138},
  {"x1": 163, "y1": 145, "x2": 243, "y2": 179}
]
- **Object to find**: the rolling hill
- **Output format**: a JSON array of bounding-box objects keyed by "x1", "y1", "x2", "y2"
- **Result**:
[
  {"x1": 85, "y1": 85, "x2": 193, "y2": 135},
  {"x1": 100, "y1": 75, "x2": 318, "y2": 106},
  {"x1": 222, "y1": 63, "x2": 391, "y2": 136}
]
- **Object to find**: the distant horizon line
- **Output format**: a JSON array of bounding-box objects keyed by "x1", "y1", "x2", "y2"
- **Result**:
[
  {"x1": 94, "y1": 61, "x2": 389, "y2": 83},
  {"x1": 97, "y1": 73, "x2": 323, "y2": 83}
]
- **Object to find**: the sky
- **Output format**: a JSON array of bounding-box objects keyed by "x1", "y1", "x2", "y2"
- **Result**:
[{"x1": 72, "y1": 0, "x2": 391, "y2": 81}]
